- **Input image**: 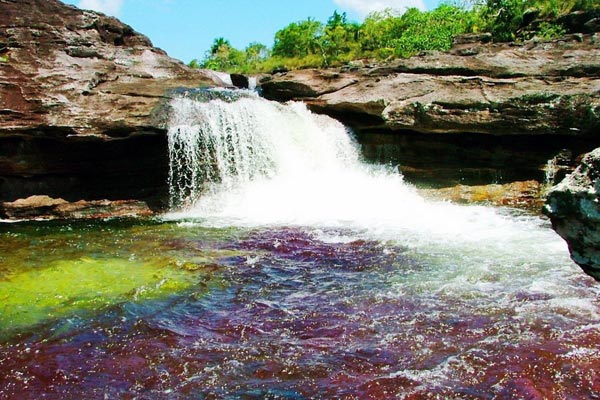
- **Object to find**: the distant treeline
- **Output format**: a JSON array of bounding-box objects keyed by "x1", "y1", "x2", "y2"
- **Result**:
[{"x1": 189, "y1": 0, "x2": 598, "y2": 73}]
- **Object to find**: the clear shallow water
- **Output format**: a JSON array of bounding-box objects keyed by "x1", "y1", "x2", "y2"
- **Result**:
[
  {"x1": 1, "y1": 94, "x2": 600, "y2": 399},
  {"x1": 1, "y1": 220, "x2": 599, "y2": 399}
]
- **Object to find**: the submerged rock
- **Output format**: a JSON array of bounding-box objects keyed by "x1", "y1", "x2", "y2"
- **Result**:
[
  {"x1": 0, "y1": 195, "x2": 153, "y2": 221},
  {"x1": 544, "y1": 148, "x2": 600, "y2": 280},
  {"x1": 420, "y1": 180, "x2": 543, "y2": 210}
]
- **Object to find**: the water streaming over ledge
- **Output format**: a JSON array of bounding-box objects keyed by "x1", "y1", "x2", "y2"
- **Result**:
[{"x1": 166, "y1": 91, "x2": 572, "y2": 268}]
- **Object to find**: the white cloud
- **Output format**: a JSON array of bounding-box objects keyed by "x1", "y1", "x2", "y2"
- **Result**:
[
  {"x1": 78, "y1": 0, "x2": 124, "y2": 16},
  {"x1": 333, "y1": 0, "x2": 426, "y2": 18}
]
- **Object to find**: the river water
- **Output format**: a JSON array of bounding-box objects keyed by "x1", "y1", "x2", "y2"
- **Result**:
[{"x1": 1, "y1": 93, "x2": 599, "y2": 399}]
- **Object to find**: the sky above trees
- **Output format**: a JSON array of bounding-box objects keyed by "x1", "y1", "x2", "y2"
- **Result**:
[{"x1": 62, "y1": 0, "x2": 441, "y2": 63}]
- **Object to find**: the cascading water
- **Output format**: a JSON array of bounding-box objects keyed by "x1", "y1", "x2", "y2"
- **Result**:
[
  {"x1": 166, "y1": 92, "x2": 570, "y2": 268},
  {"x1": 167, "y1": 90, "x2": 362, "y2": 213},
  {"x1": 165, "y1": 90, "x2": 600, "y2": 327}
]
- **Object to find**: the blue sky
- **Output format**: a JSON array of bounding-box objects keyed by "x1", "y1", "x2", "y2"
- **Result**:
[{"x1": 62, "y1": 0, "x2": 442, "y2": 63}]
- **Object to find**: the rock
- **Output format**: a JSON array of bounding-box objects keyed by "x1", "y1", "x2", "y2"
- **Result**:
[
  {"x1": 544, "y1": 148, "x2": 600, "y2": 281},
  {"x1": 452, "y1": 33, "x2": 492, "y2": 46},
  {"x1": 558, "y1": 9, "x2": 600, "y2": 34},
  {"x1": 0, "y1": 0, "x2": 222, "y2": 136},
  {"x1": 260, "y1": 35, "x2": 600, "y2": 136},
  {"x1": 544, "y1": 149, "x2": 577, "y2": 185},
  {"x1": 419, "y1": 180, "x2": 543, "y2": 210},
  {"x1": 0, "y1": 195, "x2": 153, "y2": 221},
  {"x1": 230, "y1": 73, "x2": 249, "y2": 89},
  {"x1": 261, "y1": 69, "x2": 359, "y2": 101},
  {"x1": 0, "y1": 0, "x2": 225, "y2": 208},
  {"x1": 585, "y1": 18, "x2": 600, "y2": 33}
]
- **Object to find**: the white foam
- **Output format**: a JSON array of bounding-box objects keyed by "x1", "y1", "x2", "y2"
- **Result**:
[{"x1": 163, "y1": 94, "x2": 599, "y2": 306}]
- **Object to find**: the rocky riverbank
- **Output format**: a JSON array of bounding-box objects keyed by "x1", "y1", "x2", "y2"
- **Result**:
[
  {"x1": 259, "y1": 33, "x2": 600, "y2": 136},
  {"x1": 0, "y1": 195, "x2": 152, "y2": 221},
  {"x1": 544, "y1": 149, "x2": 600, "y2": 281},
  {"x1": 0, "y1": 0, "x2": 226, "y2": 210}
]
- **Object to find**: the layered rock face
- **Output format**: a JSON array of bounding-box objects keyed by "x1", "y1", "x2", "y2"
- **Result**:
[
  {"x1": 544, "y1": 149, "x2": 600, "y2": 281},
  {"x1": 0, "y1": 0, "x2": 220, "y2": 208},
  {"x1": 260, "y1": 34, "x2": 600, "y2": 136},
  {"x1": 0, "y1": 195, "x2": 153, "y2": 220}
]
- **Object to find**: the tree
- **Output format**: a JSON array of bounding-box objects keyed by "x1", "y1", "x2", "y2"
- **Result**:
[
  {"x1": 311, "y1": 11, "x2": 360, "y2": 66},
  {"x1": 272, "y1": 18, "x2": 324, "y2": 58},
  {"x1": 480, "y1": 0, "x2": 526, "y2": 41},
  {"x1": 201, "y1": 37, "x2": 245, "y2": 71},
  {"x1": 389, "y1": 5, "x2": 478, "y2": 58},
  {"x1": 245, "y1": 42, "x2": 270, "y2": 64},
  {"x1": 210, "y1": 37, "x2": 232, "y2": 55},
  {"x1": 359, "y1": 9, "x2": 406, "y2": 55}
]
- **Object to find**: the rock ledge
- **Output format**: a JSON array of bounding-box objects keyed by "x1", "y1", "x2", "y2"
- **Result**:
[{"x1": 544, "y1": 148, "x2": 600, "y2": 280}]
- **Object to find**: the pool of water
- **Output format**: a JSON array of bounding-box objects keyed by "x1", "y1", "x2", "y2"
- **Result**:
[{"x1": 1, "y1": 216, "x2": 599, "y2": 399}]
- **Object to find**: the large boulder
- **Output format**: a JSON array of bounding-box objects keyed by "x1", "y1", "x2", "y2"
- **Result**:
[
  {"x1": 0, "y1": 0, "x2": 222, "y2": 210},
  {"x1": 544, "y1": 148, "x2": 600, "y2": 281}
]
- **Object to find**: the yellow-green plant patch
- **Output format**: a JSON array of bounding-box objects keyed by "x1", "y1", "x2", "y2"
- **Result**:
[{"x1": 0, "y1": 256, "x2": 217, "y2": 338}]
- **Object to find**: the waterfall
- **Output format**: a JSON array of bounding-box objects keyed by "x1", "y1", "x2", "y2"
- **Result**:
[
  {"x1": 166, "y1": 91, "x2": 571, "y2": 270},
  {"x1": 167, "y1": 90, "x2": 363, "y2": 209}
]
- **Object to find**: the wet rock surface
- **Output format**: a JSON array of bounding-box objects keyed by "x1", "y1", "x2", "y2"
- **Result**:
[
  {"x1": 358, "y1": 131, "x2": 596, "y2": 196},
  {"x1": 420, "y1": 180, "x2": 544, "y2": 211},
  {"x1": 544, "y1": 148, "x2": 600, "y2": 281},
  {"x1": 0, "y1": 195, "x2": 153, "y2": 220}
]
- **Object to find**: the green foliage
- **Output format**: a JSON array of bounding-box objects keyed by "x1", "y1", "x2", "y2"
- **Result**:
[
  {"x1": 480, "y1": 0, "x2": 526, "y2": 42},
  {"x1": 390, "y1": 5, "x2": 479, "y2": 58},
  {"x1": 479, "y1": 0, "x2": 599, "y2": 42},
  {"x1": 321, "y1": 11, "x2": 362, "y2": 66},
  {"x1": 189, "y1": 1, "x2": 598, "y2": 74},
  {"x1": 360, "y1": 9, "x2": 407, "y2": 54},
  {"x1": 272, "y1": 18, "x2": 324, "y2": 58},
  {"x1": 199, "y1": 37, "x2": 248, "y2": 72},
  {"x1": 533, "y1": 21, "x2": 566, "y2": 40}
]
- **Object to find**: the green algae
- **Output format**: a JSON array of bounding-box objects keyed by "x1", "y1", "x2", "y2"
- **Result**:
[
  {"x1": 0, "y1": 220, "x2": 247, "y2": 340},
  {"x1": 0, "y1": 256, "x2": 211, "y2": 337}
]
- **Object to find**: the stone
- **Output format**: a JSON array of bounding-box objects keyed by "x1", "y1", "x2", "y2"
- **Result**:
[
  {"x1": 0, "y1": 195, "x2": 154, "y2": 220},
  {"x1": 558, "y1": 9, "x2": 600, "y2": 34},
  {"x1": 544, "y1": 148, "x2": 600, "y2": 281},
  {"x1": 230, "y1": 73, "x2": 249, "y2": 89},
  {"x1": 419, "y1": 181, "x2": 543, "y2": 210},
  {"x1": 544, "y1": 149, "x2": 577, "y2": 185},
  {"x1": 0, "y1": 0, "x2": 225, "y2": 207},
  {"x1": 260, "y1": 35, "x2": 600, "y2": 136},
  {"x1": 452, "y1": 33, "x2": 492, "y2": 45}
]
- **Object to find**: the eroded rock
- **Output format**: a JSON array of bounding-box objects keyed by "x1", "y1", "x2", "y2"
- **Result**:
[
  {"x1": 0, "y1": 0, "x2": 224, "y2": 207},
  {"x1": 544, "y1": 148, "x2": 600, "y2": 280},
  {"x1": 0, "y1": 195, "x2": 153, "y2": 220},
  {"x1": 260, "y1": 35, "x2": 600, "y2": 136}
]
